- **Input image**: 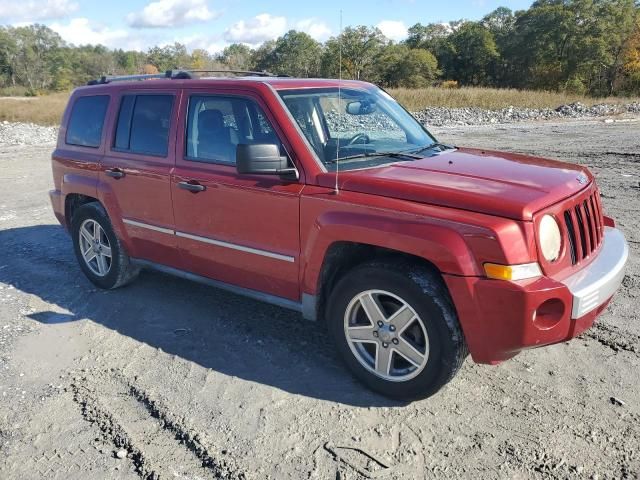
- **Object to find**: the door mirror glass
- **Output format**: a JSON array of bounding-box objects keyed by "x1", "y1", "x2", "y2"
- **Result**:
[{"x1": 236, "y1": 144, "x2": 298, "y2": 179}]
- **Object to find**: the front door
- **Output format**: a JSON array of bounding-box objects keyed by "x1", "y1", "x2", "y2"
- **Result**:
[
  {"x1": 100, "y1": 90, "x2": 180, "y2": 266},
  {"x1": 171, "y1": 90, "x2": 303, "y2": 300}
]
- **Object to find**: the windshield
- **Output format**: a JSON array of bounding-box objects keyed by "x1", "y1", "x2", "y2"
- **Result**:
[{"x1": 278, "y1": 86, "x2": 438, "y2": 171}]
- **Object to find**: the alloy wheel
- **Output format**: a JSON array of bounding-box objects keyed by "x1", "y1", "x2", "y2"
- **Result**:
[
  {"x1": 343, "y1": 289, "x2": 429, "y2": 382},
  {"x1": 78, "y1": 219, "x2": 112, "y2": 277}
]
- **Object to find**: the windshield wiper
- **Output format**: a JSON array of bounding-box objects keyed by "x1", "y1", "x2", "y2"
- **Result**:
[
  {"x1": 410, "y1": 142, "x2": 455, "y2": 156},
  {"x1": 325, "y1": 150, "x2": 423, "y2": 165}
]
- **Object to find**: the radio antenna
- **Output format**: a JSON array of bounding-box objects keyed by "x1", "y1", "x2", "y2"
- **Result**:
[{"x1": 334, "y1": 9, "x2": 343, "y2": 194}]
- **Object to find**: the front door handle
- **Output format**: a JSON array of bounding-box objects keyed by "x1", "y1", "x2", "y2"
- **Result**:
[
  {"x1": 178, "y1": 181, "x2": 206, "y2": 193},
  {"x1": 105, "y1": 168, "x2": 125, "y2": 179}
]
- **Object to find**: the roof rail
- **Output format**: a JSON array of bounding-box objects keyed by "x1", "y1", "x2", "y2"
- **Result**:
[
  {"x1": 87, "y1": 69, "x2": 289, "y2": 85},
  {"x1": 87, "y1": 69, "x2": 194, "y2": 85},
  {"x1": 188, "y1": 69, "x2": 285, "y2": 77}
]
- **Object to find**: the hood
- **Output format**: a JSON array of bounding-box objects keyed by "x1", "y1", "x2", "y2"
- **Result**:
[{"x1": 318, "y1": 148, "x2": 592, "y2": 220}]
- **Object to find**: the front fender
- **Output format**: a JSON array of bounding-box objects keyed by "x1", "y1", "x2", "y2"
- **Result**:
[{"x1": 301, "y1": 210, "x2": 483, "y2": 295}]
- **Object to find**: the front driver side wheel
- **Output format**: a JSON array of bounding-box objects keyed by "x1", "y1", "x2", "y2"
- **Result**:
[{"x1": 326, "y1": 261, "x2": 467, "y2": 401}]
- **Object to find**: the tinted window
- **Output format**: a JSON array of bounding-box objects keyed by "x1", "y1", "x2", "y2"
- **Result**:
[
  {"x1": 114, "y1": 94, "x2": 173, "y2": 156},
  {"x1": 66, "y1": 95, "x2": 109, "y2": 148},
  {"x1": 186, "y1": 95, "x2": 281, "y2": 164}
]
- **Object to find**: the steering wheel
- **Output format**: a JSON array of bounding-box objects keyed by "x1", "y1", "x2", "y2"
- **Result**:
[{"x1": 347, "y1": 133, "x2": 370, "y2": 146}]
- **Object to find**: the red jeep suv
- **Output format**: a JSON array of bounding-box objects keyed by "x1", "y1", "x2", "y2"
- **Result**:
[{"x1": 50, "y1": 70, "x2": 629, "y2": 400}]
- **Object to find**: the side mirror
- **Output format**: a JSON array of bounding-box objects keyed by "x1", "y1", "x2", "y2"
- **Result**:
[
  {"x1": 346, "y1": 100, "x2": 377, "y2": 115},
  {"x1": 236, "y1": 144, "x2": 298, "y2": 179}
]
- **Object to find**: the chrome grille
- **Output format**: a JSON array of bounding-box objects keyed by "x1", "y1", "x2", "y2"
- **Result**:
[{"x1": 563, "y1": 189, "x2": 604, "y2": 265}]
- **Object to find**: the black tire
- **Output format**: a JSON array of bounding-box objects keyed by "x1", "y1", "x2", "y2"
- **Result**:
[
  {"x1": 71, "y1": 202, "x2": 139, "y2": 289},
  {"x1": 326, "y1": 260, "x2": 467, "y2": 401}
]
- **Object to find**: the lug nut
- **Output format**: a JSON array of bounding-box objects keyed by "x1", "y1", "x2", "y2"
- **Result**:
[
  {"x1": 382, "y1": 342, "x2": 388, "y2": 348},
  {"x1": 377, "y1": 321, "x2": 384, "y2": 327},
  {"x1": 373, "y1": 331, "x2": 379, "y2": 337},
  {"x1": 389, "y1": 325, "x2": 396, "y2": 332},
  {"x1": 392, "y1": 338, "x2": 399, "y2": 345}
]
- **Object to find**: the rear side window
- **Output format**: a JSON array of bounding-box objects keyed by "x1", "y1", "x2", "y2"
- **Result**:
[
  {"x1": 114, "y1": 94, "x2": 174, "y2": 156},
  {"x1": 65, "y1": 95, "x2": 109, "y2": 148}
]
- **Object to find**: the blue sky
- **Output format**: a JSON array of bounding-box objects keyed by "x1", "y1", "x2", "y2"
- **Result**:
[{"x1": 0, "y1": 0, "x2": 533, "y2": 53}]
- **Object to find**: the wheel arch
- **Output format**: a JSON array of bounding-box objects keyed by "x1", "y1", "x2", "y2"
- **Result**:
[
  {"x1": 65, "y1": 193, "x2": 100, "y2": 229},
  {"x1": 310, "y1": 241, "x2": 450, "y2": 325},
  {"x1": 300, "y1": 210, "x2": 481, "y2": 322}
]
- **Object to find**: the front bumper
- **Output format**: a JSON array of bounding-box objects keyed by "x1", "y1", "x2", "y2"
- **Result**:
[
  {"x1": 563, "y1": 227, "x2": 628, "y2": 319},
  {"x1": 445, "y1": 226, "x2": 628, "y2": 364}
]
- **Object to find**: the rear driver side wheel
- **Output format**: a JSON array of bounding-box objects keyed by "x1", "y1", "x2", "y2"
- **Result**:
[
  {"x1": 71, "y1": 202, "x2": 139, "y2": 289},
  {"x1": 326, "y1": 261, "x2": 467, "y2": 401}
]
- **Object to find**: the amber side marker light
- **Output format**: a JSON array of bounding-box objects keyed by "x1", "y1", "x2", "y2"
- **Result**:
[{"x1": 484, "y1": 262, "x2": 542, "y2": 281}]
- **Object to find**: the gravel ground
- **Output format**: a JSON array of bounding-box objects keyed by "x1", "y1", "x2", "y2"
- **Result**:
[{"x1": 0, "y1": 116, "x2": 638, "y2": 479}]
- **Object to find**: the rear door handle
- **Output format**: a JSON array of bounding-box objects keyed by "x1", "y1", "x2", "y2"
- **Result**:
[
  {"x1": 178, "y1": 181, "x2": 206, "y2": 193},
  {"x1": 105, "y1": 168, "x2": 125, "y2": 179}
]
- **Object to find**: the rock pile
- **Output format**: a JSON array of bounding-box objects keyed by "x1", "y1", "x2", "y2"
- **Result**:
[
  {"x1": 0, "y1": 121, "x2": 58, "y2": 146},
  {"x1": 414, "y1": 102, "x2": 640, "y2": 127}
]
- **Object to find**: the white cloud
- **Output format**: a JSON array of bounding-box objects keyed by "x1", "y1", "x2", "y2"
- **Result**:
[
  {"x1": 0, "y1": 0, "x2": 78, "y2": 21},
  {"x1": 50, "y1": 18, "x2": 133, "y2": 49},
  {"x1": 224, "y1": 13, "x2": 287, "y2": 46},
  {"x1": 127, "y1": 0, "x2": 218, "y2": 28},
  {"x1": 295, "y1": 18, "x2": 332, "y2": 42},
  {"x1": 174, "y1": 35, "x2": 226, "y2": 55},
  {"x1": 376, "y1": 20, "x2": 408, "y2": 42}
]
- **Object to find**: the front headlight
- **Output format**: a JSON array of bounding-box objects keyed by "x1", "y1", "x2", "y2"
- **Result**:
[{"x1": 539, "y1": 215, "x2": 562, "y2": 262}]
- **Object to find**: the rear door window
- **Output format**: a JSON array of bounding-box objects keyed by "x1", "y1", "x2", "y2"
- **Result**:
[
  {"x1": 65, "y1": 95, "x2": 110, "y2": 148},
  {"x1": 114, "y1": 94, "x2": 174, "y2": 157}
]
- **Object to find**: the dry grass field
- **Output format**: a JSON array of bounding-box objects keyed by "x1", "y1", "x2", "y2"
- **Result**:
[
  {"x1": 0, "y1": 92, "x2": 69, "y2": 126},
  {"x1": 388, "y1": 86, "x2": 640, "y2": 111},
  {"x1": 1, "y1": 87, "x2": 639, "y2": 126}
]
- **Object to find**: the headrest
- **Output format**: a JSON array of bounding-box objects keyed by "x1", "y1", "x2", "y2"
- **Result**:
[{"x1": 198, "y1": 109, "x2": 224, "y2": 131}]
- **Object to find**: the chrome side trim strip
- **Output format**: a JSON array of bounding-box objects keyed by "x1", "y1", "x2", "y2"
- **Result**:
[
  {"x1": 132, "y1": 259, "x2": 303, "y2": 313},
  {"x1": 123, "y1": 218, "x2": 175, "y2": 235},
  {"x1": 175, "y1": 231, "x2": 295, "y2": 263},
  {"x1": 122, "y1": 218, "x2": 295, "y2": 263}
]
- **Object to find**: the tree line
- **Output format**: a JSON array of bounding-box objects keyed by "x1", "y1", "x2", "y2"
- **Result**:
[{"x1": 1, "y1": 0, "x2": 639, "y2": 96}]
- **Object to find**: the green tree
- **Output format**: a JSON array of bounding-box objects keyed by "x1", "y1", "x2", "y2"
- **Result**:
[
  {"x1": 405, "y1": 23, "x2": 456, "y2": 80},
  {"x1": 377, "y1": 44, "x2": 439, "y2": 87},
  {"x1": 322, "y1": 26, "x2": 386, "y2": 80},
  {"x1": 146, "y1": 43, "x2": 190, "y2": 71},
  {"x1": 405, "y1": 22, "x2": 451, "y2": 50},
  {"x1": 7, "y1": 24, "x2": 63, "y2": 91},
  {"x1": 251, "y1": 40, "x2": 277, "y2": 72},
  {"x1": 506, "y1": 0, "x2": 637, "y2": 94},
  {"x1": 447, "y1": 22, "x2": 499, "y2": 85},
  {"x1": 218, "y1": 44, "x2": 253, "y2": 70},
  {"x1": 264, "y1": 30, "x2": 322, "y2": 77},
  {"x1": 0, "y1": 27, "x2": 18, "y2": 86}
]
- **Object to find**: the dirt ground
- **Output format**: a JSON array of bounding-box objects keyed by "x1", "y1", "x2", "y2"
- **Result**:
[{"x1": 0, "y1": 117, "x2": 638, "y2": 479}]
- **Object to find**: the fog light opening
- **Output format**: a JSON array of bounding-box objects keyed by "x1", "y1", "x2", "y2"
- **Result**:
[{"x1": 532, "y1": 299, "x2": 565, "y2": 330}]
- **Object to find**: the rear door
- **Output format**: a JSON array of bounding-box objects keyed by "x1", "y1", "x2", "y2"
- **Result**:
[
  {"x1": 99, "y1": 90, "x2": 181, "y2": 266},
  {"x1": 171, "y1": 88, "x2": 303, "y2": 300}
]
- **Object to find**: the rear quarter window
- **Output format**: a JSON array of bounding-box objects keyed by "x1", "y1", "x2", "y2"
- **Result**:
[{"x1": 65, "y1": 95, "x2": 110, "y2": 148}]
